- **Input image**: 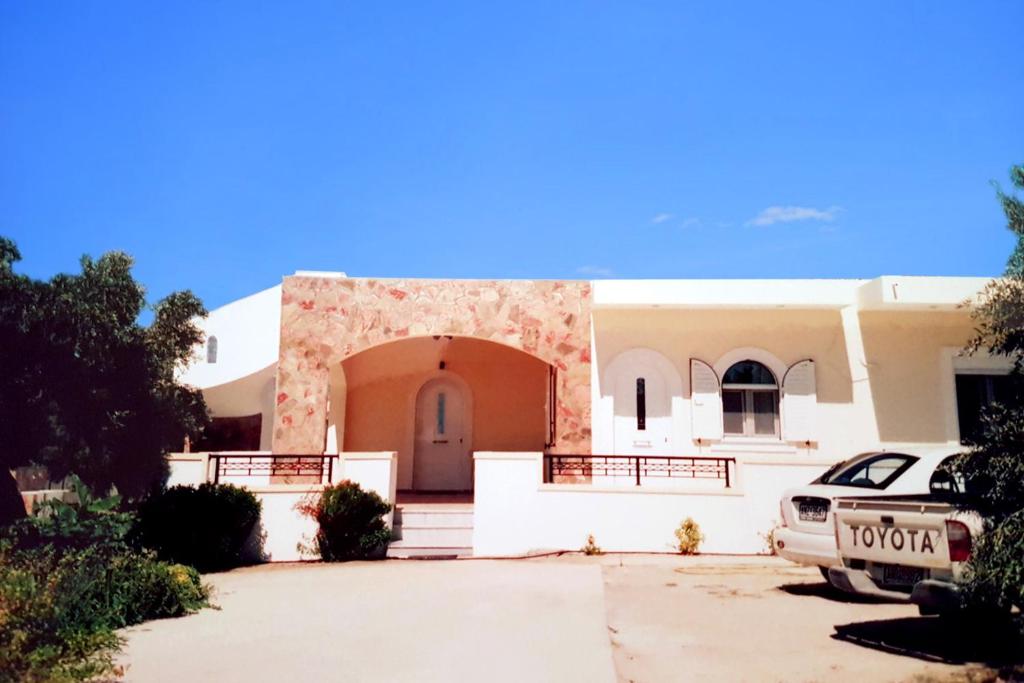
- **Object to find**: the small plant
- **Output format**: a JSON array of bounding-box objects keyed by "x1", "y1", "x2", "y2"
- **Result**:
[
  {"x1": 133, "y1": 483, "x2": 262, "y2": 572},
  {"x1": 581, "y1": 534, "x2": 603, "y2": 556},
  {"x1": 760, "y1": 522, "x2": 779, "y2": 556},
  {"x1": 297, "y1": 480, "x2": 392, "y2": 561},
  {"x1": 675, "y1": 517, "x2": 704, "y2": 555}
]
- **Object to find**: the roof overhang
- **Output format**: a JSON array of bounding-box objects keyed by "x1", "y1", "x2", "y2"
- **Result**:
[{"x1": 592, "y1": 276, "x2": 992, "y2": 311}]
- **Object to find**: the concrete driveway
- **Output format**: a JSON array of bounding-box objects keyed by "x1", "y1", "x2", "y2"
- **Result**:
[
  {"x1": 118, "y1": 560, "x2": 617, "y2": 683},
  {"x1": 119, "y1": 556, "x2": 1020, "y2": 682},
  {"x1": 597, "y1": 556, "x2": 1017, "y2": 682}
]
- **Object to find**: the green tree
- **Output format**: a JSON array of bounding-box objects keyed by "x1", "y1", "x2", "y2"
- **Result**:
[
  {"x1": 951, "y1": 164, "x2": 1024, "y2": 617},
  {"x1": 0, "y1": 238, "x2": 210, "y2": 524}
]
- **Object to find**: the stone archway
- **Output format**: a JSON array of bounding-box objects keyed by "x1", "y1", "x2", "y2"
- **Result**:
[{"x1": 271, "y1": 276, "x2": 592, "y2": 455}]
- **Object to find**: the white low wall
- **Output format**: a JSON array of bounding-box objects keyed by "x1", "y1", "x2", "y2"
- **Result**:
[
  {"x1": 166, "y1": 454, "x2": 208, "y2": 488},
  {"x1": 473, "y1": 452, "x2": 831, "y2": 556},
  {"x1": 163, "y1": 451, "x2": 398, "y2": 563}
]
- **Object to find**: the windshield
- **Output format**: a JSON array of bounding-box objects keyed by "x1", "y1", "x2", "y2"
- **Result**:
[{"x1": 818, "y1": 453, "x2": 919, "y2": 489}]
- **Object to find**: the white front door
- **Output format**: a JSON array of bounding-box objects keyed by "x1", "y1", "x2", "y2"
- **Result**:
[
  {"x1": 612, "y1": 362, "x2": 674, "y2": 455},
  {"x1": 413, "y1": 377, "x2": 472, "y2": 490}
]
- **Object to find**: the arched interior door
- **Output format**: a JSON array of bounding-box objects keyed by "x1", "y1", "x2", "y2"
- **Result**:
[{"x1": 413, "y1": 376, "x2": 472, "y2": 491}]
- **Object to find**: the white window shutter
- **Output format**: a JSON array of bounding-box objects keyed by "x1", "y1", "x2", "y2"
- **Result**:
[
  {"x1": 782, "y1": 359, "x2": 817, "y2": 442},
  {"x1": 690, "y1": 359, "x2": 722, "y2": 441}
]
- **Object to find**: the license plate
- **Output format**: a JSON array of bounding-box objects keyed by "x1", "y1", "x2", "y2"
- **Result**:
[
  {"x1": 882, "y1": 564, "x2": 925, "y2": 586},
  {"x1": 798, "y1": 503, "x2": 828, "y2": 522}
]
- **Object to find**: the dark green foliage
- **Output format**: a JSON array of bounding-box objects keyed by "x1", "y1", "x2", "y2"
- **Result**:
[
  {"x1": 0, "y1": 236, "x2": 210, "y2": 520},
  {"x1": 4, "y1": 476, "x2": 135, "y2": 553},
  {"x1": 963, "y1": 510, "x2": 1024, "y2": 614},
  {"x1": 133, "y1": 483, "x2": 262, "y2": 572},
  {"x1": 298, "y1": 481, "x2": 392, "y2": 561},
  {"x1": 948, "y1": 163, "x2": 1024, "y2": 622},
  {"x1": 0, "y1": 484, "x2": 208, "y2": 682}
]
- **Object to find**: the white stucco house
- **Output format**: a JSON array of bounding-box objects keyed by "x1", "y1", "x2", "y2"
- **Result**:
[{"x1": 169, "y1": 273, "x2": 1008, "y2": 560}]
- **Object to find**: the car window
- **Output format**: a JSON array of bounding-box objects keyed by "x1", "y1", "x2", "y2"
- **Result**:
[
  {"x1": 929, "y1": 455, "x2": 965, "y2": 495},
  {"x1": 821, "y1": 453, "x2": 918, "y2": 489}
]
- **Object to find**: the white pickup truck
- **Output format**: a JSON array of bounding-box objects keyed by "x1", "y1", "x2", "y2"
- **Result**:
[{"x1": 828, "y1": 494, "x2": 983, "y2": 615}]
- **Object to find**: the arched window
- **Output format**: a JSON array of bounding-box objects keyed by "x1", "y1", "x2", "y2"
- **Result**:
[
  {"x1": 721, "y1": 360, "x2": 778, "y2": 437},
  {"x1": 207, "y1": 335, "x2": 218, "y2": 364}
]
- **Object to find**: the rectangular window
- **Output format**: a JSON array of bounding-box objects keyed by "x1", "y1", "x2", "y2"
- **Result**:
[
  {"x1": 956, "y1": 373, "x2": 1013, "y2": 444},
  {"x1": 723, "y1": 389, "x2": 779, "y2": 437},
  {"x1": 752, "y1": 391, "x2": 777, "y2": 435},
  {"x1": 635, "y1": 378, "x2": 646, "y2": 430},
  {"x1": 437, "y1": 392, "x2": 446, "y2": 436},
  {"x1": 722, "y1": 390, "x2": 744, "y2": 435}
]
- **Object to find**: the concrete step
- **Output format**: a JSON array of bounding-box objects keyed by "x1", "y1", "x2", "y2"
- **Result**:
[
  {"x1": 395, "y1": 507, "x2": 474, "y2": 528},
  {"x1": 391, "y1": 525, "x2": 473, "y2": 547}
]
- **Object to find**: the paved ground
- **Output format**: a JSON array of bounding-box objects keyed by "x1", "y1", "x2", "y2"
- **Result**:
[
  {"x1": 118, "y1": 556, "x2": 1021, "y2": 682},
  {"x1": 118, "y1": 560, "x2": 617, "y2": 683},
  {"x1": 596, "y1": 555, "x2": 1019, "y2": 682}
]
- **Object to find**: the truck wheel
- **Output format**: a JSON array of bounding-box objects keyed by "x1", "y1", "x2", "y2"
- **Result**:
[{"x1": 819, "y1": 566, "x2": 832, "y2": 583}]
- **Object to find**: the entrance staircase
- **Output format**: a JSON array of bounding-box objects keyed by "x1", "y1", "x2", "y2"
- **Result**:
[{"x1": 387, "y1": 501, "x2": 474, "y2": 558}]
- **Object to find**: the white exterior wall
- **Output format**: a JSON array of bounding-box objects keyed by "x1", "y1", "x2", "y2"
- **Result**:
[
  {"x1": 174, "y1": 274, "x2": 1001, "y2": 561},
  {"x1": 163, "y1": 451, "x2": 397, "y2": 562},
  {"x1": 474, "y1": 452, "x2": 832, "y2": 555}
]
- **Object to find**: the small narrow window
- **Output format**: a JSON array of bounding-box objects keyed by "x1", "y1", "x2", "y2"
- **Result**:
[
  {"x1": 207, "y1": 336, "x2": 218, "y2": 364},
  {"x1": 437, "y1": 392, "x2": 446, "y2": 435},
  {"x1": 636, "y1": 378, "x2": 646, "y2": 430}
]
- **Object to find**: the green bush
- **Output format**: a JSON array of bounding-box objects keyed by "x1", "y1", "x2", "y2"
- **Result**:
[
  {"x1": 1, "y1": 487, "x2": 209, "y2": 683},
  {"x1": 298, "y1": 480, "x2": 392, "y2": 561},
  {"x1": 0, "y1": 547, "x2": 120, "y2": 683},
  {"x1": 133, "y1": 483, "x2": 261, "y2": 572},
  {"x1": 0, "y1": 496, "x2": 210, "y2": 681},
  {"x1": 8, "y1": 475, "x2": 135, "y2": 553},
  {"x1": 1, "y1": 542, "x2": 208, "y2": 683}
]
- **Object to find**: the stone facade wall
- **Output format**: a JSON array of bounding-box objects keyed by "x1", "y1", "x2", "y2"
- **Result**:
[{"x1": 272, "y1": 277, "x2": 592, "y2": 455}]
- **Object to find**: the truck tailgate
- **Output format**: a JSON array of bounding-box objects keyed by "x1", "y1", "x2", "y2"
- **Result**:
[{"x1": 835, "y1": 499, "x2": 954, "y2": 570}]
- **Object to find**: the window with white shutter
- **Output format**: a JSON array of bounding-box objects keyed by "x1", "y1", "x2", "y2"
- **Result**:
[
  {"x1": 781, "y1": 359, "x2": 817, "y2": 442},
  {"x1": 690, "y1": 359, "x2": 723, "y2": 441}
]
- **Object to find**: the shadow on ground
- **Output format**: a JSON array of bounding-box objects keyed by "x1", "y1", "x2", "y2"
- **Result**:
[
  {"x1": 832, "y1": 616, "x2": 1023, "y2": 667},
  {"x1": 776, "y1": 581, "x2": 879, "y2": 604}
]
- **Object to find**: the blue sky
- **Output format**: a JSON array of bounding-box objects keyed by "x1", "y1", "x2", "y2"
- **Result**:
[{"x1": 2, "y1": 2, "x2": 1022, "y2": 312}]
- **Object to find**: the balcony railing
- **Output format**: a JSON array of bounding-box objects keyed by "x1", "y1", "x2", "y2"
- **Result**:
[
  {"x1": 543, "y1": 454, "x2": 735, "y2": 488},
  {"x1": 209, "y1": 453, "x2": 337, "y2": 485}
]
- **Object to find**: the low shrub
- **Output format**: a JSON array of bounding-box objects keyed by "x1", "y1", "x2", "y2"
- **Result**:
[
  {"x1": 8, "y1": 475, "x2": 135, "y2": 553},
  {"x1": 675, "y1": 517, "x2": 704, "y2": 555},
  {"x1": 0, "y1": 545, "x2": 121, "y2": 683},
  {"x1": 298, "y1": 480, "x2": 391, "y2": 561},
  {"x1": 1, "y1": 483, "x2": 209, "y2": 683},
  {"x1": 133, "y1": 483, "x2": 261, "y2": 572},
  {"x1": 581, "y1": 534, "x2": 603, "y2": 556}
]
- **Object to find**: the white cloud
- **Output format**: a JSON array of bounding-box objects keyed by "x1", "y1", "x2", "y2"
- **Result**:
[
  {"x1": 576, "y1": 265, "x2": 614, "y2": 277},
  {"x1": 651, "y1": 213, "x2": 674, "y2": 224},
  {"x1": 680, "y1": 217, "x2": 701, "y2": 229},
  {"x1": 746, "y1": 205, "x2": 841, "y2": 227}
]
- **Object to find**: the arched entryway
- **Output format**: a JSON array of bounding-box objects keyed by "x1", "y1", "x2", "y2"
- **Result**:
[
  {"x1": 272, "y1": 276, "x2": 592, "y2": 456},
  {"x1": 325, "y1": 335, "x2": 553, "y2": 493}
]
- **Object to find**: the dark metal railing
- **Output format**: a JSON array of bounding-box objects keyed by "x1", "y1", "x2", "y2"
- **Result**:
[
  {"x1": 209, "y1": 453, "x2": 337, "y2": 485},
  {"x1": 543, "y1": 454, "x2": 735, "y2": 488}
]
